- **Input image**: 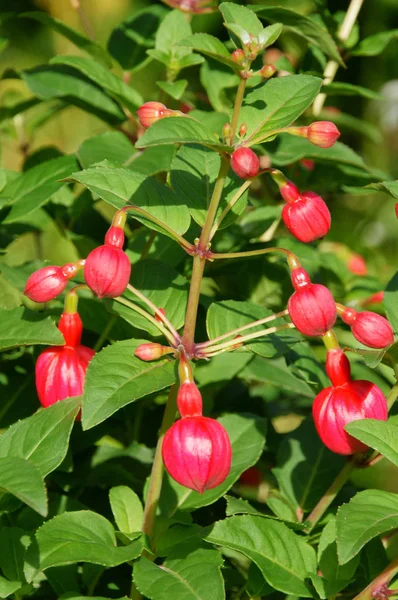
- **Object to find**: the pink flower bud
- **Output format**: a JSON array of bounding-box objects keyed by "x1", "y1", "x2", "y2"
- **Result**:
[
  {"x1": 347, "y1": 253, "x2": 367, "y2": 276},
  {"x1": 361, "y1": 291, "x2": 384, "y2": 307},
  {"x1": 340, "y1": 307, "x2": 394, "y2": 349},
  {"x1": 279, "y1": 180, "x2": 300, "y2": 203},
  {"x1": 282, "y1": 191, "x2": 331, "y2": 243},
  {"x1": 313, "y1": 349, "x2": 387, "y2": 455},
  {"x1": 137, "y1": 101, "x2": 167, "y2": 128},
  {"x1": 288, "y1": 268, "x2": 336, "y2": 337},
  {"x1": 24, "y1": 264, "x2": 80, "y2": 303},
  {"x1": 135, "y1": 343, "x2": 167, "y2": 361},
  {"x1": 306, "y1": 121, "x2": 341, "y2": 148},
  {"x1": 177, "y1": 382, "x2": 203, "y2": 418},
  {"x1": 35, "y1": 312, "x2": 95, "y2": 410},
  {"x1": 231, "y1": 49, "x2": 245, "y2": 63},
  {"x1": 231, "y1": 147, "x2": 260, "y2": 179},
  {"x1": 260, "y1": 64, "x2": 276, "y2": 79},
  {"x1": 162, "y1": 416, "x2": 232, "y2": 493}
]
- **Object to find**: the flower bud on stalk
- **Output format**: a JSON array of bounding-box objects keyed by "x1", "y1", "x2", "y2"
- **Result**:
[
  {"x1": 291, "y1": 121, "x2": 340, "y2": 148},
  {"x1": 162, "y1": 416, "x2": 232, "y2": 493},
  {"x1": 84, "y1": 213, "x2": 131, "y2": 298},
  {"x1": 337, "y1": 305, "x2": 394, "y2": 349},
  {"x1": 24, "y1": 262, "x2": 84, "y2": 303},
  {"x1": 288, "y1": 266, "x2": 336, "y2": 336},
  {"x1": 177, "y1": 382, "x2": 203, "y2": 417},
  {"x1": 136, "y1": 101, "x2": 167, "y2": 128},
  {"x1": 347, "y1": 253, "x2": 367, "y2": 276},
  {"x1": 313, "y1": 348, "x2": 388, "y2": 455},
  {"x1": 231, "y1": 147, "x2": 260, "y2": 179},
  {"x1": 260, "y1": 64, "x2": 276, "y2": 79},
  {"x1": 280, "y1": 182, "x2": 331, "y2": 243},
  {"x1": 361, "y1": 291, "x2": 384, "y2": 307},
  {"x1": 135, "y1": 343, "x2": 169, "y2": 361},
  {"x1": 231, "y1": 49, "x2": 245, "y2": 64}
]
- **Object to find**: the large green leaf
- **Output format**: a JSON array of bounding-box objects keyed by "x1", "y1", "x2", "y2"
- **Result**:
[
  {"x1": 0, "y1": 397, "x2": 80, "y2": 477},
  {"x1": 219, "y1": 2, "x2": 263, "y2": 36},
  {"x1": 171, "y1": 145, "x2": 247, "y2": 227},
  {"x1": 159, "y1": 413, "x2": 266, "y2": 515},
  {"x1": 81, "y1": 339, "x2": 175, "y2": 429},
  {"x1": 50, "y1": 55, "x2": 143, "y2": 110},
  {"x1": 136, "y1": 116, "x2": 229, "y2": 152},
  {"x1": 25, "y1": 511, "x2": 143, "y2": 577},
  {"x1": 0, "y1": 457, "x2": 47, "y2": 516},
  {"x1": 384, "y1": 273, "x2": 398, "y2": 332},
  {"x1": 367, "y1": 180, "x2": 398, "y2": 198},
  {"x1": 253, "y1": 6, "x2": 343, "y2": 64},
  {"x1": 345, "y1": 419, "x2": 398, "y2": 468},
  {"x1": 352, "y1": 30, "x2": 398, "y2": 56},
  {"x1": 20, "y1": 12, "x2": 112, "y2": 67},
  {"x1": 204, "y1": 515, "x2": 314, "y2": 596},
  {"x1": 336, "y1": 490, "x2": 398, "y2": 564},
  {"x1": 77, "y1": 131, "x2": 135, "y2": 168},
  {"x1": 179, "y1": 33, "x2": 242, "y2": 70},
  {"x1": 2, "y1": 155, "x2": 78, "y2": 223},
  {"x1": 109, "y1": 486, "x2": 144, "y2": 536},
  {"x1": 240, "y1": 355, "x2": 315, "y2": 398},
  {"x1": 0, "y1": 308, "x2": 64, "y2": 351},
  {"x1": 134, "y1": 546, "x2": 225, "y2": 600},
  {"x1": 68, "y1": 166, "x2": 191, "y2": 237},
  {"x1": 240, "y1": 75, "x2": 322, "y2": 145},
  {"x1": 0, "y1": 527, "x2": 31, "y2": 587},
  {"x1": 322, "y1": 82, "x2": 381, "y2": 100},
  {"x1": 112, "y1": 260, "x2": 189, "y2": 336}
]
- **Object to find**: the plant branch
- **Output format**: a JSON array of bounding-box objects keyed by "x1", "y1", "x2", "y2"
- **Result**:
[
  {"x1": 69, "y1": 0, "x2": 95, "y2": 40},
  {"x1": 209, "y1": 178, "x2": 253, "y2": 240},
  {"x1": 229, "y1": 77, "x2": 247, "y2": 144},
  {"x1": 209, "y1": 246, "x2": 291, "y2": 260},
  {"x1": 304, "y1": 459, "x2": 356, "y2": 532},
  {"x1": 196, "y1": 309, "x2": 289, "y2": 349},
  {"x1": 126, "y1": 284, "x2": 181, "y2": 344},
  {"x1": 353, "y1": 558, "x2": 398, "y2": 600},
  {"x1": 93, "y1": 313, "x2": 118, "y2": 351},
  {"x1": 113, "y1": 297, "x2": 177, "y2": 347},
  {"x1": 387, "y1": 382, "x2": 398, "y2": 411},
  {"x1": 313, "y1": 0, "x2": 365, "y2": 116},
  {"x1": 181, "y1": 255, "x2": 206, "y2": 355},
  {"x1": 198, "y1": 157, "x2": 231, "y2": 251}
]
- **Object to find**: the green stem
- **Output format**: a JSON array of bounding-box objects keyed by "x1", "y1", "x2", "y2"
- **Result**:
[
  {"x1": 201, "y1": 322, "x2": 295, "y2": 356},
  {"x1": 209, "y1": 246, "x2": 291, "y2": 260},
  {"x1": 181, "y1": 255, "x2": 206, "y2": 355},
  {"x1": 353, "y1": 558, "x2": 398, "y2": 600},
  {"x1": 126, "y1": 284, "x2": 181, "y2": 344},
  {"x1": 141, "y1": 384, "x2": 178, "y2": 544},
  {"x1": 229, "y1": 78, "x2": 247, "y2": 144},
  {"x1": 198, "y1": 157, "x2": 230, "y2": 251},
  {"x1": 209, "y1": 178, "x2": 253, "y2": 240},
  {"x1": 196, "y1": 309, "x2": 289, "y2": 349},
  {"x1": 93, "y1": 313, "x2": 118, "y2": 352},
  {"x1": 387, "y1": 382, "x2": 398, "y2": 411},
  {"x1": 140, "y1": 230, "x2": 157, "y2": 260},
  {"x1": 304, "y1": 460, "x2": 355, "y2": 532},
  {"x1": 113, "y1": 297, "x2": 177, "y2": 347}
]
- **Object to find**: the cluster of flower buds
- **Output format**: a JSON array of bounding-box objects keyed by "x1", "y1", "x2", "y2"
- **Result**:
[
  {"x1": 231, "y1": 147, "x2": 260, "y2": 179},
  {"x1": 289, "y1": 121, "x2": 341, "y2": 149},
  {"x1": 24, "y1": 261, "x2": 85, "y2": 303},
  {"x1": 136, "y1": 101, "x2": 183, "y2": 129},
  {"x1": 313, "y1": 346, "x2": 388, "y2": 455},
  {"x1": 162, "y1": 358, "x2": 232, "y2": 493},
  {"x1": 35, "y1": 292, "x2": 95, "y2": 413},
  {"x1": 336, "y1": 304, "x2": 394, "y2": 349}
]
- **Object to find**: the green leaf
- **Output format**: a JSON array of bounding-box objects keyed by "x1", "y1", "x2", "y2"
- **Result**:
[
  {"x1": 136, "y1": 116, "x2": 228, "y2": 152},
  {"x1": 273, "y1": 419, "x2": 345, "y2": 512},
  {"x1": 0, "y1": 397, "x2": 80, "y2": 477},
  {"x1": 195, "y1": 353, "x2": 252, "y2": 387},
  {"x1": 109, "y1": 486, "x2": 144, "y2": 535},
  {"x1": 160, "y1": 413, "x2": 266, "y2": 515},
  {"x1": 206, "y1": 300, "x2": 296, "y2": 358},
  {"x1": 366, "y1": 180, "x2": 398, "y2": 198},
  {"x1": 0, "y1": 457, "x2": 47, "y2": 516},
  {"x1": 0, "y1": 527, "x2": 31, "y2": 583},
  {"x1": 77, "y1": 131, "x2": 135, "y2": 169},
  {"x1": 352, "y1": 30, "x2": 398, "y2": 56},
  {"x1": 240, "y1": 355, "x2": 315, "y2": 398},
  {"x1": 204, "y1": 515, "x2": 313, "y2": 596},
  {"x1": 241, "y1": 75, "x2": 322, "y2": 145},
  {"x1": 200, "y1": 59, "x2": 239, "y2": 112},
  {"x1": 336, "y1": 490, "x2": 398, "y2": 564},
  {"x1": 384, "y1": 273, "x2": 398, "y2": 332},
  {"x1": 322, "y1": 82, "x2": 381, "y2": 100},
  {"x1": 178, "y1": 33, "x2": 242, "y2": 70},
  {"x1": 26, "y1": 511, "x2": 143, "y2": 576},
  {"x1": 0, "y1": 575, "x2": 21, "y2": 598},
  {"x1": 67, "y1": 166, "x2": 191, "y2": 236},
  {"x1": 253, "y1": 6, "x2": 343, "y2": 65},
  {"x1": 155, "y1": 9, "x2": 192, "y2": 56},
  {"x1": 157, "y1": 80, "x2": 188, "y2": 101},
  {"x1": 2, "y1": 155, "x2": 78, "y2": 223},
  {"x1": 21, "y1": 65, "x2": 126, "y2": 125},
  {"x1": 0, "y1": 97, "x2": 41, "y2": 123},
  {"x1": 112, "y1": 260, "x2": 188, "y2": 336},
  {"x1": 220, "y1": 2, "x2": 264, "y2": 37},
  {"x1": 129, "y1": 146, "x2": 176, "y2": 176},
  {"x1": 0, "y1": 307, "x2": 64, "y2": 351},
  {"x1": 82, "y1": 339, "x2": 175, "y2": 429},
  {"x1": 171, "y1": 145, "x2": 247, "y2": 227},
  {"x1": 20, "y1": 12, "x2": 112, "y2": 67},
  {"x1": 316, "y1": 518, "x2": 359, "y2": 595},
  {"x1": 134, "y1": 546, "x2": 225, "y2": 600},
  {"x1": 50, "y1": 55, "x2": 143, "y2": 110},
  {"x1": 345, "y1": 419, "x2": 398, "y2": 467}
]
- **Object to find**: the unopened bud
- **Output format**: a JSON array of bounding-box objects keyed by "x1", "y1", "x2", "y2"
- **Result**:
[
  {"x1": 260, "y1": 64, "x2": 276, "y2": 79},
  {"x1": 177, "y1": 381, "x2": 203, "y2": 417},
  {"x1": 231, "y1": 49, "x2": 245, "y2": 63},
  {"x1": 347, "y1": 253, "x2": 367, "y2": 276},
  {"x1": 222, "y1": 123, "x2": 232, "y2": 140},
  {"x1": 135, "y1": 343, "x2": 168, "y2": 361},
  {"x1": 24, "y1": 262, "x2": 83, "y2": 303},
  {"x1": 306, "y1": 121, "x2": 340, "y2": 149},
  {"x1": 137, "y1": 101, "x2": 167, "y2": 128},
  {"x1": 239, "y1": 123, "x2": 247, "y2": 137},
  {"x1": 231, "y1": 147, "x2": 260, "y2": 179},
  {"x1": 338, "y1": 306, "x2": 394, "y2": 349}
]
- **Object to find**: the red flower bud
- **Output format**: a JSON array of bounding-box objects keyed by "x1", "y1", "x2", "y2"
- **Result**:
[
  {"x1": 231, "y1": 49, "x2": 245, "y2": 63},
  {"x1": 260, "y1": 64, "x2": 276, "y2": 79},
  {"x1": 313, "y1": 349, "x2": 387, "y2": 455},
  {"x1": 282, "y1": 191, "x2": 331, "y2": 243},
  {"x1": 340, "y1": 307, "x2": 394, "y2": 349},
  {"x1": 35, "y1": 311, "x2": 95, "y2": 410},
  {"x1": 288, "y1": 268, "x2": 336, "y2": 337},
  {"x1": 162, "y1": 416, "x2": 232, "y2": 493},
  {"x1": 24, "y1": 263, "x2": 81, "y2": 303},
  {"x1": 177, "y1": 382, "x2": 203, "y2": 418},
  {"x1": 306, "y1": 121, "x2": 341, "y2": 148},
  {"x1": 280, "y1": 180, "x2": 300, "y2": 203},
  {"x1": 135, "y1": 343, "x2": 167, "y2": 361},
  {"x1": 361, "y1": 291, "x2": 384, "y2": 307},
  {"x1": 347, "y1": 253, "x2": 367, "y2": 276},
  {"x1": 231, "y1": 147, "x2": 260, "y2": 179},
  {"x1": 300, "y1": 159, "x2": 315, "y2": 172},
  {"x1": 84, "y1": 226, "x2": 131, "y2": 299},
  {"x1": 137, "y1": 101, "x2": 167, "y2": 128}
]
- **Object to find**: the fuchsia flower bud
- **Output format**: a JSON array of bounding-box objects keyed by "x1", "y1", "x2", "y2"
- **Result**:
[
  {"x1": 135, "y1": 343, "x2": 168, "y2": 361},
  {"x1": 347, "y1": 253, "x2": 367, "y2": 276},
  {"x1": 84, "y1": 220, "x2": 131, "y2": 299},
  {"x1": 306, "y1": 121, "x2": 341, "y2": 148},
  {"x1": 231, "y1": 49, "x2": 245, "y2": 63},
  {"x1": 313, "y1": 348, "x2": 388, "y2": 455},
  {"x1": 177, "y1": 382, "x2": 203, "y2": 417},
  {"x1": 231, "y1": 147, "x2": 260, "y2": 179},
  {"x1": 282, "y1": 190, "x2": 331, "y2": 243},
  {"x1": 136, "y1": 101, "x2": 168, "y2": 128},
  {"x1": 361, "y1": 291, "x2": 384, "y2": 307},
  {"x1": 288, "y1": 266, "x2": 336, "y2": 337},
  {"x1": 35, "y1": 311, "x2": 95, "y2": 410},
  {"x1": 260, "y1": 64, "x2": 276, "y2": 79},
  {"x1": 162, "y1": 416, "x2": 232, "y2": 493},
  {"x1": 338, "y1": 306, "x2": 394, "y2": 349},
  {"x1": 24, "y1": 263, "x2": 83, "y2": 303}
]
